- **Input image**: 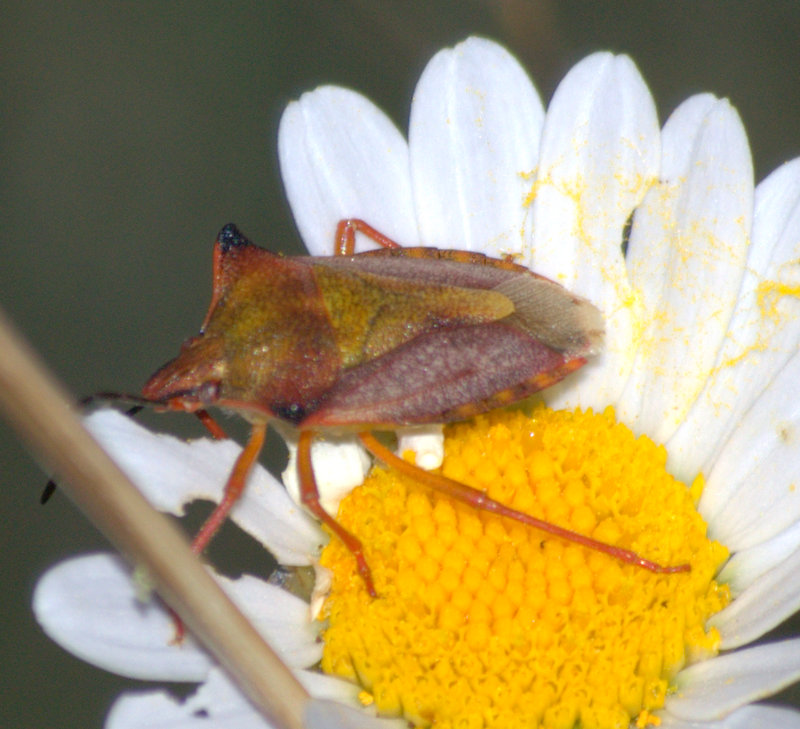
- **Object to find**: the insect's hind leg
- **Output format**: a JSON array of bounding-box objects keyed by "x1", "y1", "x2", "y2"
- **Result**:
[
  {"x1": 296, "y1": 430, "x2": 377, "y2": 596},
  {"x1": 335, "y1": 219, "x2": 404, "y2": 256},
  {"x1": 358, "y1": 432, "x2": 690, "y2": 576}
]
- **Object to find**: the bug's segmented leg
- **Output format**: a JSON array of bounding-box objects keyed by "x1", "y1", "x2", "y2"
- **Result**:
[
  {"x1": 168, "y1": 413, "x2": 253, "y2": 644},
  {"x1": 193, "y1": 408, "x2": 227, "y2": 440},
  {"x1": 297, "y1": 430, "x2": 377, "y2": 596},
  {"x1": 335, "y1": 218, "x2": 404, "y2": 256},
  {"x1": 190, "y1": 422, "x2": 267, "y2": 556},
  {"x1": 359, "y1": 432, "x2": 691, "y2": 576}
]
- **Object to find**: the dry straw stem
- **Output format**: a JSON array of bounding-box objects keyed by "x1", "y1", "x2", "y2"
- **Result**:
[{"x1": 0, "y1": 307, "x2": 309, "y2": 729}]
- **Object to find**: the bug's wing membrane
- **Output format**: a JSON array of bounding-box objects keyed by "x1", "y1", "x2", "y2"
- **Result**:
[
  {"x1": 303, "y1": 321, "x2": 586, "y2": 428},
  {"x1": 493, "y1": 275, "x2": 604, "y2": 358}
]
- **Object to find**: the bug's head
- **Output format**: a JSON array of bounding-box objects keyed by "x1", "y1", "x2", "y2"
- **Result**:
[
  {"x1": 140, "y1": 223, "x2": 252, "y2": 413},
  {"x1": 140, "y1": 223, "x2": 328, "y2": 422},
  {"x1": 141, "y1": 333, "x2": 226, "y2": 413}
]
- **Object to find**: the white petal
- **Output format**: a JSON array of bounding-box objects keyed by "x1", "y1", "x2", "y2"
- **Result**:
[
  {"x1": 217, "y1": 574, "x2": 322, "y2": 667},
  {"x1": 107, "y1": 668, "x2": 404, "y2": 729},
  {"x1": 34, "y1": 553, "x2": 213, "y2": 682},
  {"x1": 106, "y1": 667, "x2": 274, "y2": 729},
  {"x1": 409, "y1": 36, "x2": 544, "y2": 257},
  {"x1": 666, "y1": 639, "x2": 800, "y2": 721},
  {"x1": 530, "y1": 53, "x2": 660, "y2": 410},
  {"x1": 309, "y1": 564, "x2": 332, "y2": 621},
  {"x1": 278, "y1": 86, "x2": 417, "y2": 255},
  {"x1": 710, "y1": 541, "x2": 800, "y2": 649},
  {"x1": 305, "y1": 699, "x2": 408, "y2": 729},
  {"x1": 667, "y1": 156, "x2": 800, "y2": 480},
  {"x1": 619, "y1": 95, "x2": 754, "y2": 443},
  {"x1": 719, "y1": 519, "x2": 800, "y2": 594},
  {"x1": 85, "y1": 410, "x2": 324, "y2": 566},
  {"x1": 296, "y1": 670, "x2": 360, "y2": 703},
  {"x1": 701, "y1": 350, "x2": 800, "y2": 550},
  {"x1": 280, "y1": 429, "x2": 370, "y2": 518},
  {"x1": 35, "y1": 553, "x2": 321, "y2": 682},
  {"x1": 394, "y1": 424, "x2": 444, "y2": 470},
  {"x1": 659, "y1": 704, "x2": 800, "y2": 728}
]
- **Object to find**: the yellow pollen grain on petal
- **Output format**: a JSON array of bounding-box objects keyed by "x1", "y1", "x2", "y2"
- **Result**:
[{"x1": 319, "y1": 406, "x2": 730, "y2": 728}]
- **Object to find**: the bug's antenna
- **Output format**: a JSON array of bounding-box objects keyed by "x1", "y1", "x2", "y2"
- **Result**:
[
  {"x1": 40, "y1": 393, "x2": 227, "y2": 504},
  {"x1": 40, "y1": 393, "x2": 148, "y2": 504}
]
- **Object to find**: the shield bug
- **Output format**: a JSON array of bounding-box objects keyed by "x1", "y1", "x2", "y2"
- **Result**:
[{"x1": 138, "y1": 219, "x2": 689, "y2": 595}]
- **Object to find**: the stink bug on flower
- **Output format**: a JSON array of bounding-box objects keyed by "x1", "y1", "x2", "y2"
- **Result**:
[{"x1": 129, "y1": 219, "x2": 689, "y2": 595}]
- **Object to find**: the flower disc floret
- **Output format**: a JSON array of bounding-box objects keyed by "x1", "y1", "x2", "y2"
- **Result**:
[{"x1": 320, "y1": 406, "x2": 729, "y2": 728}]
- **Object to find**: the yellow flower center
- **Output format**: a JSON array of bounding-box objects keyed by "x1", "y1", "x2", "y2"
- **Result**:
[{"x1": 319, "y1": 406, "x2": 730, "y2": 729}]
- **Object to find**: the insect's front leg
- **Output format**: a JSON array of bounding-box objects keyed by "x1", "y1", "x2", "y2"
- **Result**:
[
  {"x1": 335, "y1": 219, "x2": 404, "y2": 256},
  {"x1": 191, "y1": 422, "x2": 267, "y2": 556},
  {"x1": 296, "y1": 430, "x2": 377, "y2": 597},
  {"x1": 194, "y1": 408, "x2": 228, "y2": 440}
]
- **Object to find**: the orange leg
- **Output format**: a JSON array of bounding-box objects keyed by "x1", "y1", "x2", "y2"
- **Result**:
[
  {"x1": 190, "y1": 422, "x2": 268, "y2": 556},
  {"x1": 359, "y1": 432, "x2": 690, "y2": 575},
  {"x1": 297, "y1": 430, "x2": 377, "y2": 596},
  {"x1": 170, "y1": 421, "x2": 268, "y2": 643},
  {"x1": 193, "y1": 408, "x2": 228, "y2": 440},
  {"x1": 335, "y1": 218, "x2": 403, "y2": 256}
]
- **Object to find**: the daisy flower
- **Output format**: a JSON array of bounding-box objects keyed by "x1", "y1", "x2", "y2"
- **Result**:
[{"x1": 34, "y1": 36, "x2": 800, "y2": 729}]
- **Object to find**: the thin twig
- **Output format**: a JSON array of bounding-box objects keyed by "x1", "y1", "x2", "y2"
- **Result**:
[{"x1": 0, "y1": 307, "x2": 309, "y2": 729}]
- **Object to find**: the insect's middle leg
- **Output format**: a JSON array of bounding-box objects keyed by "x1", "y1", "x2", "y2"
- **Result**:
[
  {"x1": 297, "y1": 430, "x2": 377, "y2": 596},
  {"x1": 335, "y1": 219, "x2": 404, "y2": 256}
]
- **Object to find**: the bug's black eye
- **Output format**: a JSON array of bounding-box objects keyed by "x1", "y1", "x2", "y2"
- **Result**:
[{"x1": 273, "y1": 402, "x2": 306, "y2": 425}]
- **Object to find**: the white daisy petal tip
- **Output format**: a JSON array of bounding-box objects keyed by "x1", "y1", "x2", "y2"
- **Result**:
[
  {"x1": 667, "y1": 640, "x2": 800, "y2": 722},
  {"x1": 305, "y1": 698, "x2": 408, "y2": 729},
  {"x1": 281, "y1": 431, "x2": 371, "y2": 517},
  {"x1": 278, "y1": 85, "x2": 417, "y2": 256},
  {"x1": 394, "y1": 424, "x2": 444, "y2": 470},
  {"x1": 34, "y1": 553, "x2": 212, "y2": 682},
  {"x1": 309, "y1": 564, "x2": 332, "y2": 621},
  {"x1": 409, "y1": 35, "x2": 544, "y2": 256}
]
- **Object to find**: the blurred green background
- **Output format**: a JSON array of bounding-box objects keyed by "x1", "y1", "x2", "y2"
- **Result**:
[{"x1": 3, "y1": 2, "x2": 800, "y2": 726}]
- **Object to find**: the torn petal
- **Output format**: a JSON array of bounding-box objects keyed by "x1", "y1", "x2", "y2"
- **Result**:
[
  {"x1": 532, "y1": 52, "x2": 659, "y2": 411},
  {"x1": 85, "y1": 410, "x2": 323, "y2": 566},
  {"x1": 106, "y1": 667, "x2": 272, "y2": 729}
]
